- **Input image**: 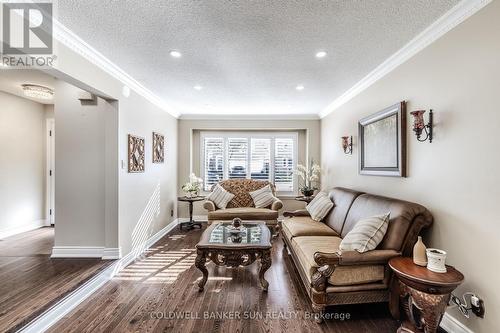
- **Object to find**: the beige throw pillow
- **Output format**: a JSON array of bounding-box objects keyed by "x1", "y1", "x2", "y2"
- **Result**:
[
  {"x1": 339, "y1": 213, "x2": 390, "y2": 253},
  {"x1": 249, "y1": 185, "x2": 276, "y2": 208},
  {"x1": 306, "y1": 192, "x2": 334, "y2": 222},
  {"x1": 207, "y1": 184, "x2": 235, "y2": 209}
]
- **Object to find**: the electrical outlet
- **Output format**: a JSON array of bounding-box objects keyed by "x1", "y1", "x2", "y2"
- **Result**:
[
  {"x1": 471, "y1": 296, "x2": 485, "y2": 318},
  {"x1": 170, "y1": 209, "x2": 174, "y2": 217}
]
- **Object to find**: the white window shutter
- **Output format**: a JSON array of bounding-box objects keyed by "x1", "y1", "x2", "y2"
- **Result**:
[
  {"x1": 204, "y1": 138, "x2": 224, "y2": 191},
  {"x1": 274, "y1": 138, "x2": 294, "y2": 192},
  {"x1": 250, "y1": 138, "x2": 271, "y2": 181},
  {"x1": 227, "y1": 138, "x2": 248, "y2": 179}
]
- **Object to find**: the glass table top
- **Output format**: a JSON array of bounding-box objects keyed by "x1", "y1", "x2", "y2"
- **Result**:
[{"x1": 207, "y1": 223, "x2": 268, "y2": 246}]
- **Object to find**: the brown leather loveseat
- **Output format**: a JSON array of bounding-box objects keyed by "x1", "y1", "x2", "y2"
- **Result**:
[{"x1": 281, "y1": 187, "x2": 433, "y2": 322}]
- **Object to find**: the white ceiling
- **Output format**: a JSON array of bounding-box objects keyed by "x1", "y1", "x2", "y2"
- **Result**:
[
  {"x1": 57, "y1": 0, "x2": 459, "y2": 117},
  {"x1": 0, "y1": 69, "x2": 55, "y2": 104}
]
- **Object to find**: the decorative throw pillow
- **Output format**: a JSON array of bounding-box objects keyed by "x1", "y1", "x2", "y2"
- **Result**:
[
  {"x1": 340, "y1": 213, "x2": 390, "y2": 253},
  {"x1": 306, "y1": 192, "x2": 334, "y2": 222},
  {"x1": 207, "y1": 184, "x2": 235, "y2": 209},
  {"x1": 249, "y1": 185, "x2": 276, "y2": 208}
]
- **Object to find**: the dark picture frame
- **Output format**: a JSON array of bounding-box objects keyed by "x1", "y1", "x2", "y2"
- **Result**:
[{"x1": 358, "y1": 101, "x2": 406, "y2": 177}]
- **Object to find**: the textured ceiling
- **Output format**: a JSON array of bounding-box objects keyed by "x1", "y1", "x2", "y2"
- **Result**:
[{"x1": 57, "y1": 0, "x2": 459, "y2": 116}]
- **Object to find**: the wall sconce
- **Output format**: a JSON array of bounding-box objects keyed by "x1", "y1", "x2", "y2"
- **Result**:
[
  {"x1": 341, "y1": 136, "x2": 353, "y2": 154},
  {"x1": 410, "y1": 109, "x2": 433, "y2": 143}
]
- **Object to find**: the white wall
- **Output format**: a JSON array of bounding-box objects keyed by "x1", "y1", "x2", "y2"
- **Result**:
[
  {"x1": 0, "y1": 91, "x2": 47, "y2": 237},
  {"x1": 50, "y1": 40, "x2": 178, "y2": 257},
  {"x1": 320, "y1": 2, "x2": 499, "y2": 332},
  {"x1": 177, "y1": 118, "x2": 320, "y2": 218}
]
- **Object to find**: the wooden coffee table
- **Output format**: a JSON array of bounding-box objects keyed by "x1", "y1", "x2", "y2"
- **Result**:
[
  {"x1": 389, "y1": 257, "x2": 464, "y2": 333},
  {"x1": 195, "y1": 221, "x2": 272, "y2": 292}
]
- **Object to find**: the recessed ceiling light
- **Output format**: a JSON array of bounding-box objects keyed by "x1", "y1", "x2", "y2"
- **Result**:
[
  {"x1": 169, "y1": 50, "x2": 182, "y2": 58},
  {"x1": 22, "y1": 84, "x2": 54, "y2": 100},
  {"x1": 296, "y1": 85, "x2": 305, "y2": 91},
  {"x1": 315, "y1": 51, "x2": 327, "y2": 58},
  {"x1": 0, "y1": 62, "x2": 8, "y2": 68},
  {"x1": 193, "y1": 85, "x2": 203, "y2": 91}
]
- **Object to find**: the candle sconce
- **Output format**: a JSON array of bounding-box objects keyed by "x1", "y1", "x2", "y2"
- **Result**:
[
  {"x1": 410, "y1": 109, "x2": 433, "y2": 143},
  {"x1": 341, "y1": 136, "x2": 353, "y2": 154}
]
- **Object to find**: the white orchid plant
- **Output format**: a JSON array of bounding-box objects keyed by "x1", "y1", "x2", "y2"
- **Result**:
[
  {"x1": 182, "y1": 173, "x2": 203, "y2": 197},
  {"x1": 295, "y1": 160, "x2": 321, "y2": 196}
]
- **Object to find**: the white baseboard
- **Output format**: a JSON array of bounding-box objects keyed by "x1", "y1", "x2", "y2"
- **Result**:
[
  {"x1": 51, "y1": 246, "x2": 105, "y2": 258},
  {"x1": 440, "y1": 312, "x2": 474, "y2": 333},
  {"x1": 102, "y1": 247, "x2": 122, "y2": 260},
  {"x1": 0, "y1": 220, "x2": 48, "y2": 239},
  {"x1": 20, "y1": 219, "x2": 179, "y2": 333}
]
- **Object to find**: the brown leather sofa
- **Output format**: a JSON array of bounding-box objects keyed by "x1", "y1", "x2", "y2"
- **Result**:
[
  {"x1": 203, "y1": 179, "x2": 283, "y2": 232},
  {"x1": 281, "y1": 187, "x2": 433, "y2": 322}
]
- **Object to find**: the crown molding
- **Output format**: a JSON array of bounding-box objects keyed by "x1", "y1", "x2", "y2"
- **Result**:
[
  {"x1": 319, "y1": 0, "x2": 492, "y2": 118},
  {"x1": 52, "y1": 20, "x2": 180, "y2": 118},
  {"x1": 179, "y1": 113, "x2": 320, "y2": 121}
]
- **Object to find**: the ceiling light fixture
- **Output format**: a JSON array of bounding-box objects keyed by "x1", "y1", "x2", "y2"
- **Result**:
[
  {"x1": 296, "y1": 85, "x2": 305, "y2": 91},
  {"x1": 21, "y1": 84, "x2": 54, "y2": 100},
  {"x1": 193, "y1": 85, "x2": 203, "y2": 91},
  {"x1": 315, "y1": 51, "x2": 327, "y2": 58},
  {"x1": 169, "y1": 50, "x2": 182, "y2": 58}
]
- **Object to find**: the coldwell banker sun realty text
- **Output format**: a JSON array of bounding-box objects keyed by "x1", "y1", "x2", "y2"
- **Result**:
[{"x1": 1, "y1": 0, "x2": 56, "y2": 68}]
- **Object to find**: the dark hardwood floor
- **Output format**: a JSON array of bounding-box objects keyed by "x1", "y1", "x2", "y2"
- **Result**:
[
  {"x1": 0, "y1": 227, "x2": 113, "y2": 332},
  {"x1": 49, "y1": 225, "x2": 400, "y2": 333}
]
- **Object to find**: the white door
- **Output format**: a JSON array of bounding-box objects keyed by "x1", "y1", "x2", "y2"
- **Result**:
[{"x1": 46, "y1": 119, "x2": 55, "y2": 225}]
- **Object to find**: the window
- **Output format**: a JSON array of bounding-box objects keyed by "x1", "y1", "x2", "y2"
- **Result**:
[{"x1": 201, "y1": 132, "x2": 298, "y2": 195}]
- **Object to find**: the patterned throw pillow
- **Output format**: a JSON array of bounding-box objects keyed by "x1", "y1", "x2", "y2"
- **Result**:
[
  {"x1": 207, "y1": 184, "x2": 235, "y2": 209},
  {"x1": 249, "y1": 185, "x2": 276, "y2": 208},
  {"x1": 306, "y1": 192, "x2": 334, "y2": 222},
  {"x1": 339, "y1": 213, "x2": 390, "y2": 253}
]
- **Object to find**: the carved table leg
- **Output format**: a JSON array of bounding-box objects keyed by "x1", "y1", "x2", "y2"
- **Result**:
[
  {"x1": 259, "y1": 249, "x2": 272, "y2": 291},
  {"x1": 195, "y1": 249, "x2": 208, "y2": 292},
  {"x1": 398, "y1": 281, "x2": 451, "y2": 333}
]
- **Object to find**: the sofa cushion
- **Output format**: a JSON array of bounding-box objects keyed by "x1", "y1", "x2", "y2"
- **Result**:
[
  {"x1": 216, "y1": 179, "x2": 275, "y2": 208},
  {"x1": 341, "y1": 193, "x2": 432, "y2": 252},
  {"x1": 249, "y1": 185, "x2": 276, "y2": 208},
  {"x1": 207, "y1": 184, "x2": 235, "y2": 209},
  {"x1": 329, "y1": 265, "x2": 385, "y2": 286},
  {"x1": 291, "y1": 236, "x2": 342, "y2": 280},
  {"x1": 306, "y1": 192, "x2": 334, "y2": 221},
  {"x1": 291, "y1": 236, "x2": 384, "y2": 286},
  {"x1": 321, "y1": 188, "x2": 363, "y2": 235},
  {"x1": 282, "y1": 216, "x2": 338, "y2": 239},
  {"x1": 340, "y1": 213, "x2": 390, "y2": 253},
  {"x1": 208, "y1": 207, "x2": 279, "y2": 221}
]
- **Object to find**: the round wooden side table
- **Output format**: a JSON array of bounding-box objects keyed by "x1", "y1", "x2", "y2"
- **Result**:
[
  {"x1": 177, "y1": 196, "x2": 205, "y2": 231},
  {"x1": 389, "y1": 257, "x2": 464, "y2": 333}
]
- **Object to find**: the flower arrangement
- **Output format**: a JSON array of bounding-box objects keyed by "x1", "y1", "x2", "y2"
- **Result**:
[
  {"x1": 295, "y1": 160, "x2": 321, "y2": 197},
  {"x1": 182, "y1": 173, "x2": 203, "y2": 197}
]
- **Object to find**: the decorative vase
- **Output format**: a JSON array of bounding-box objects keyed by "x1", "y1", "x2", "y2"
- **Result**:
[
  {"x1": 302, "y1": 189, "x2": 314, "y2": 197},
  {"x1": 413, "y1": 236, "x2": 427, "y2": 266},
  {"x1": 426, "y1": 248, "x2": 447, "y2": 273},
  {"x1": 186, "y1": 190, "x2": 197, "y2": 198}
]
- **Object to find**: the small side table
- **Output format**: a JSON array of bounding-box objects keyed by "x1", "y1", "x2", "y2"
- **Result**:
[
  {"x1": 177, "y1": 196, "x2": 205, "y2": 231},
  {"x1": 295, "y1": 195, "x2": 315, "y2": 204},
  {"x1": 389, "y1": 257, "x2": 464, "y2": 333}
]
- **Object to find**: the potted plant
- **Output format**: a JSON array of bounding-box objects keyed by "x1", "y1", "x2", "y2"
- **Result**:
[
  {"x1": 182, "y1": 173, "x2": 203, "y2": 198},
  {"x1": 295, "y1": 160, "x2": 321, "y2": 198}
]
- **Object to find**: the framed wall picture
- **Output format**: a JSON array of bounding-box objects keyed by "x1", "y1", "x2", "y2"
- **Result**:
[
  {"x1": 358, "y1": 101, "x2": 406, "y2": 177},
  {"x1": 128, "y1": 134, "x2": 145, "y2": 173},
  {"x1": 152, "y1": 132, "x2": 164, "y2": 163}
]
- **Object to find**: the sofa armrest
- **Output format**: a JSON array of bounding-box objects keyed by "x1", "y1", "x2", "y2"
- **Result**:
[
  {"x1": 203, "y1": 200, "x2": 216, "y2": 212},
  {"x1": 271, "y1": 199, "x2": 283, "y2": 211},
  {"x1": 283, "y1": 209, "x2": 310, "y2": 217},
  {"x1": 314, "y1": 249, "x2": 401, "y2": 266}
]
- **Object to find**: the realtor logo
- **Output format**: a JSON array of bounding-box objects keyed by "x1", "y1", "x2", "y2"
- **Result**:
[{"x1": 1, "y1": 1, "x2": 55, "y2": 67}]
